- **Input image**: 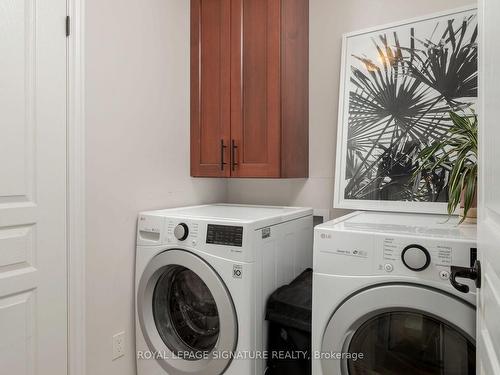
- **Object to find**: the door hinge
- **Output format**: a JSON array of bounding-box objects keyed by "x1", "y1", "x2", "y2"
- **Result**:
[{"x1": 66, "y1": 16, "x2": 71, "y2": 37}]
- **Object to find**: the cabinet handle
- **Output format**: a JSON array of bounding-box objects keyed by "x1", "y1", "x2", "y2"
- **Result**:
[
  {"x1": 220, "y1": 140, "x2": 227, "y2": 171},
  {"x1": 231, "y1": 140, "x2": 238, "y2": 171}
]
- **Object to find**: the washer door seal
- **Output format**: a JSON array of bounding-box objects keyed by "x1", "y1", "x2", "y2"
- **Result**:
[
  {"x1": 321, "y1": 283, "x2": 476, "y2": 375},
  {"x1": 137, "y1": 249, "x2": 238, "y2": 375}
]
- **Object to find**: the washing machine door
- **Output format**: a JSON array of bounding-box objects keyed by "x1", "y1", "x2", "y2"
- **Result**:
[
  {"x1": 321, "y1": 284, "x2": 476, "y2": 375},
  {"x1": 137, "y1": 249, "x2": 237, "y2": 375}
]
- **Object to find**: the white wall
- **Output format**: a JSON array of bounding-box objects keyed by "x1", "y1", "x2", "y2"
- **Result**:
[
  {"x1": 227, "y1": 0, "x2": 475, "y2": 220},
  {"x1": 85, "y1": 1, "x2": 226, "y2": 374}
]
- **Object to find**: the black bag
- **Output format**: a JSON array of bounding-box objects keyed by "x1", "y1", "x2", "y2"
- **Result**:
[{"x1": 265, "y1": 269, "x2": 312, "y2": 375}]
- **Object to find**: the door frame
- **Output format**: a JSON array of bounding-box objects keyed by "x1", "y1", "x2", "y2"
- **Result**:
[
  {"x1": 477, "y1": 0, "x2": 500, "y2": 373},
  {"x1": 67, "y1": 0, "x2": 86, "y2": 374}
]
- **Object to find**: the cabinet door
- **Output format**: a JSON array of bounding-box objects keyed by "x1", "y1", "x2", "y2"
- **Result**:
[
  {"x1": 191, "y1": 0, "x2": 231, "y2": 177},
  {"x1": 230, "y1": 0, "x2": 281, "y2": 177}
]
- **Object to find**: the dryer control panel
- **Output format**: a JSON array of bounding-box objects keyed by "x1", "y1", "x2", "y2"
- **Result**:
[
  {"x1": 314, "y1": 228, "x2": 476, "y2": 287},
  {"x1": 377, "y1": 236, "x2": 461, "y2": 279}
]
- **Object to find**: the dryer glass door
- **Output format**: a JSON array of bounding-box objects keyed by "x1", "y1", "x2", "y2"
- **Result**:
[
  {"x1": 321, "y1": 284, "x2": 476, "y2": 375},
  {"x1": 347, "y1": 311, "x2": 475, "y2": 374}
]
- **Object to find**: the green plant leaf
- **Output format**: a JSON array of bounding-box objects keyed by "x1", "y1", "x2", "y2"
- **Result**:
[{"x1": 414, "y1": 110, "x2": 477, "y2": 220}]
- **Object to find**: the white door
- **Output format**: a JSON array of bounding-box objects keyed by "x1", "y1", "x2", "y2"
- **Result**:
[
  {"x1": 0, "y1": 0, "x2": 68, "y2": 374},
  {"x1": 477, "y1": 0, "x2": 500, "y2": 373}
]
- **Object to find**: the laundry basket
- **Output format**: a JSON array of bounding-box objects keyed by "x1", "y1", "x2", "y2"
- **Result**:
[{"x1": 265, "y1": 268, "x2": 312, "y2": 375}]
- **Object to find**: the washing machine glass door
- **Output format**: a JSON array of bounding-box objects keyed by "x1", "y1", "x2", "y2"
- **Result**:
[
  {"x1": 321, "y1": 284, "x2": 475, "y2": 375},
  {"x1": 153, "y1": 265, "x2": 220, "y2": 355},
  {"x1": 138, "y1": 249, "x2": 237, "y2": 375}
]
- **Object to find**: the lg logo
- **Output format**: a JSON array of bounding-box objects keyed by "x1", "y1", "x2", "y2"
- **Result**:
[{"x1": 320, "y1": 233, "x2": 332, "y2": 239}]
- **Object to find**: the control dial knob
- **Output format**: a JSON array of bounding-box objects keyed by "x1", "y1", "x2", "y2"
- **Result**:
[
  {"x1": 402, "y1": 244, "x2": 431, "y2": 271},
  {"x1": 174, "y1": 223, "x2": 189, "y2": 241}
]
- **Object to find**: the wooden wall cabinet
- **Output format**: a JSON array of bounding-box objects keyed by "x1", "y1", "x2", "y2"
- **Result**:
[{"x1": 191, "y1": 0, "x2": 309, "y2": 178}]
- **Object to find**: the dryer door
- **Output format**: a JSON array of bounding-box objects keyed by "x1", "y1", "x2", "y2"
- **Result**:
[
  {"x1": 137, "y1": 249, "x2": 237, "y2": 375},
  {"x1": 321, "y1": 284, "x2": 476, "y2": 375}
]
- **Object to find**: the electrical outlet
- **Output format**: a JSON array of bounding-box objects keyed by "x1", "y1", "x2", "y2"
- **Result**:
[{"x1": 112, "y1": 331, "x2": 125, "y2": 360}]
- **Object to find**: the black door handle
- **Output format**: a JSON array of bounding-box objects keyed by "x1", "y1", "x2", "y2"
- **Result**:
[
  {"x1": 450, "y1": 260, "x2": 481, "y2": 294},
  {"x1": 220, "y1": 140, "x2": 227, "y2": 171},
  {"x1": 231, "y1": 140, "x2": 238, "y2": 171}
]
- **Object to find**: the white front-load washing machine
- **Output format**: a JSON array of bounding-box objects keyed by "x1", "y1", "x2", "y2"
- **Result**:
[
  {"x1": 312, "y1": 211, "x2": 478, "y2": 375},
  {"x1": 135, "y1": 204, "x2": 313, "y2": 375}
]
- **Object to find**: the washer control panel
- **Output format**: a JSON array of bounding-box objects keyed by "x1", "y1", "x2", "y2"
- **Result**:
[
  {"x1": 206, "y1": 224, "x2": 243, "y2": 247},
  {"x1": 166, "y1": 220, "x2": 199, "y2": 245},
  {"x1": 165, "y1": 220, "x2": 244, "y2": 249},
  {"x1": 174, "y1": 223, "x2": 189, "y2": 241}
]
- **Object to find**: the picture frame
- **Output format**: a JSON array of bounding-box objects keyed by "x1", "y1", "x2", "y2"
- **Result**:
[{"x1": 334, "y1": 5, "x2": 478, "y2": 214}]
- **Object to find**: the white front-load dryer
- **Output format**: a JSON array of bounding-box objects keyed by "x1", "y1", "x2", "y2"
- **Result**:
[
  {"x1": 312, "y1": 211, "x2": 477, "y2": 375},
  {"x1": 135, "y1": 204, "x2": 313, "y2": 375}
]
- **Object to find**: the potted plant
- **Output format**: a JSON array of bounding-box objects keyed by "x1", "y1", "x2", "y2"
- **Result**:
[{"x1": 413, "y1": 111, "x2": 478, "y2": 223}]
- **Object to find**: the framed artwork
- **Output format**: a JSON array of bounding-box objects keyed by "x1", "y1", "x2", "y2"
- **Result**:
[{"x1": 334, "y1": 6, "x2": 478, "y2": 214}]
